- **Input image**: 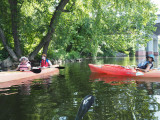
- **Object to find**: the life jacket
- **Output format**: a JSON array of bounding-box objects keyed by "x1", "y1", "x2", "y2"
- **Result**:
[
  {"x1": 19, "y1": 63, "x2": 29, "y2": 71},
  {"x1": 41, "y1": 59, "x2": 49, "y2": 67},
  {"x1": 137, "y1": 61, "x2": 153, "y2": 69}
]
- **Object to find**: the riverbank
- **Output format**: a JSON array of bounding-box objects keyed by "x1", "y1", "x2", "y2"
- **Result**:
[{"x1": 0, "y1": 52, "x2": 128, "y2": 71}]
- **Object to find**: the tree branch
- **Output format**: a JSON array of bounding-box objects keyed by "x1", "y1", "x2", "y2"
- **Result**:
[
  {"x1": 0, "y1": 28, "x2": 18, "y2": 61},
  {"x1": 62, "y1": 9, "x2": 71, "y2": 12},
  {"x1": 29, "y1": 0, "x2": 69, "y2": 60}
]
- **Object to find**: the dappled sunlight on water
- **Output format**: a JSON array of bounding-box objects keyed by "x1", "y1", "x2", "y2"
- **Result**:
[{"x1": 0, "y1": 57, "x2": 160, "y2": 120}]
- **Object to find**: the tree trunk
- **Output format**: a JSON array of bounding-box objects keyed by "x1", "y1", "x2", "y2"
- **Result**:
[
  {"x1": 8, "y1": 0, "x2": 22, "y2": 57},
  {"x1": 43, "y1": 41, "x2": 50, "y2": 54},
  {"x1": 0, "y1": 28, "x2": 18, "y2": 61},
  {"x1": 29, "y1": 0, "x2": 69, "y2": 60}
]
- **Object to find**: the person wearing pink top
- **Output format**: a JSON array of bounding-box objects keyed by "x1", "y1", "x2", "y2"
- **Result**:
[{"x1": 16, "y1": 56, "x2": 31, "y2": 71}]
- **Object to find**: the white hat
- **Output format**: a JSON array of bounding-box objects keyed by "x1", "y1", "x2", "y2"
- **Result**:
[{"x1": 19, "y1": 56, "x2": 29, "y2": 61}]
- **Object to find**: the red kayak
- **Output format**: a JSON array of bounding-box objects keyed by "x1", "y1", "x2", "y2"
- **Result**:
[{"x1": 88, "y1": 64, "x2": 160, "y2": 77}]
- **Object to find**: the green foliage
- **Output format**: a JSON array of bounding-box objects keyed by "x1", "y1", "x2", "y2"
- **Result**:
[
  {"x1": 127, "y1": 47, "x2": 135, "y2": 56},
  {"x1": 0, "y1": 48, "x2": 9, "y2": 61},
  {"x1": 0, "y1": 0, "x2": 158, "y2": 60},
  {"x1": 66, "y1": 51, "x2": 80, "y2": 59},
  {"x1": 48, "y1": 49, "x2": 80, "y2": 60},
  {"x1": 49, "y1": 0, "x2": 157, "y2": 59},
  {"x1": 49, "y1": 49, "x2": 66, "y2": 60}
]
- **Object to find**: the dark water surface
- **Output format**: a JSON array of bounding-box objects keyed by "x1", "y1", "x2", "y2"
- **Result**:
[{"x1": 0, "y1": 57, "x2": 160, "y2": 120}]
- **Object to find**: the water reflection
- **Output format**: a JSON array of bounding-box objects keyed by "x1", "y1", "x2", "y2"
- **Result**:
[
  {"x1": 0, "y1": 57, "x2": 160, "y2": 120},
  {"x1": 90, "y1": 72, "x2": 160, "y2": 119},
  {"x1": 90, "y1": 73, "x2": 135, "y2": 85}
]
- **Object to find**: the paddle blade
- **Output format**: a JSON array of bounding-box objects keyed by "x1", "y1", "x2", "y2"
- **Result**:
[
  {"x1": 55, "y1": 66, "x2": 65, "y2": 69},
  {"x1": 75, "y1": 95, "x2": 95, "y2": 120},
  {"x1": 31, "y1": 69, "x2": 41, "y2": 73}
]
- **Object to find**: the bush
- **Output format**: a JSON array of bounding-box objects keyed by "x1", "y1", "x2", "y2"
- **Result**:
[
  {"x1": 49, "y1": 49, "x2": 66, "y2": 60},
  {"x1": 65, "y1": 51, "x2": 80, "y2": 59},
  {"x1": 48, "y1": 49, "x2": 81, "y2": 60},
  {"x1": 127, "y1": 47, "x2": 135, "y2": 56}
]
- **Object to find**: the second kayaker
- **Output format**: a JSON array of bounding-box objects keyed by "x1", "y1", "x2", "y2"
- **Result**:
[
  {"x1": 136, "y1": 54, "x2": 154, "y2": 72},
  {"x1": 40, "y1": 54, "x2": 52, "y2": 68}
]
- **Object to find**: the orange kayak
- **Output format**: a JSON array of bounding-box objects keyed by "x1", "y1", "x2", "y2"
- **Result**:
[{"x1": 88, "y1": 64, "x2": 160, "y2": 77}]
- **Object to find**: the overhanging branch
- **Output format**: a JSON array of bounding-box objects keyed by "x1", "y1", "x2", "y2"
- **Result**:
[
  {"x1": 29, "y1": 0, "x2": 70, "y2": 60},
  {"x1": 0, "y1": 28, "x2": 18, "y2": 61}
]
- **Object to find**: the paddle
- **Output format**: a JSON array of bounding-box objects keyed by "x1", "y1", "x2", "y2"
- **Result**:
[
  {"x1": 55, "y1": 66, "x2": 65, "y2": 69},
  {"x1": 31, "y1": 65, "x2": 65, "y2": 73},
  {"x1": 40, "y1": 66, "x2": 65, "y2": 69},
  {"x1": 31, "y1": 68, "x2": 41, "y2": 73},
  {"x1": 75, "y1": 95, "x2": 95, "y2": 120},
  {"x1": 42, "y1": 66, "x2": 65, "y2": 69},
  {"x1": 4, "y1": 65, "x2": 63, "y2": 73},
  {"x1": 2, "y1": 68, "x2": 41, "y2": 73}
]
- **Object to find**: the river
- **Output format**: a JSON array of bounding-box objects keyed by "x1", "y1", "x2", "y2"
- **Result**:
[{"x1": 0, "y1": 57, "x2": 160, "y2": 120}]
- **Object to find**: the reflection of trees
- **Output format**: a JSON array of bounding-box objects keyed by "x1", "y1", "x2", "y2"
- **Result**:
[
  {"x1": 0, "y1": 86, "x2": 28, "y2": 120},
  {"x1": 92, "y1": 82, "x2": 159, "y2": 120},
  {"x1": 27, "y1": 63, "x2": 94, "y2": 120},
  {"x1": 0, "y1": 63, "x2": 94, "y2": 120},
  {"x1": 92, "y1": 57, "x2": 136, "y2": 66},
  {"x1": 1, "y1": 61, "x2": 160, "y2": 120}
]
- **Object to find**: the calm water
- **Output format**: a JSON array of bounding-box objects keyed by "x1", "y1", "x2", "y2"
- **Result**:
[{"x1": 0, "y1": 57, "x2": 160, "y2": 120}]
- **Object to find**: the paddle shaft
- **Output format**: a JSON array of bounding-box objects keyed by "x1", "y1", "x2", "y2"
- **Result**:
[{"x1": 40, "y1": 66, "x2": 65, "y2": 69}]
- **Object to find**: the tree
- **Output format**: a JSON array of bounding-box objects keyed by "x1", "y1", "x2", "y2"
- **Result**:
[
  {"x1": 8, "y1": 0, "x2": 22, "y2": 57},
  {"x1": 0, "y1": 0, "x2": 158, "y2": 61},
  {"x1": 29, "y1": 0, "x2": 70, "y2": 60},
  {"x1": 48, "y1": 0, "x2": 157, "y2": 58},
  {"x1": 0, "y1": 0, "x2": 70, "y2": 61}
]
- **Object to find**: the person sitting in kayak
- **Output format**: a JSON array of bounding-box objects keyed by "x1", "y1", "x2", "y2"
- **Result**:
[
  {"x1": 16, "y1": 56, "x2": 31, "y2": 71},
  {"x1": 40, "y1": 54, "x2": 52, "y2": 68},
  {"x1": 136, "y1": 54, "x2": 154, "y2": 72}
]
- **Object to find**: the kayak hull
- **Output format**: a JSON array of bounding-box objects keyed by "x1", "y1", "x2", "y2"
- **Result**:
[
  {"x1": 89, "y1": 64, "x2": 137, "y2": 76},
  {"x1": 89, "y1": 64, "x2": 160, "y2": 77},
  {"x1": 137, "y1": 70, "x2": 160, "y2": 77},
  {"x1": 0, "y1": 65, "x2": 59, "y2": 88}
]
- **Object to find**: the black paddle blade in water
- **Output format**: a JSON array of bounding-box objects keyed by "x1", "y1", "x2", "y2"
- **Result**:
[
  {"x1": 75, "y1": 95, "x2": 95, "y2": 120},
  {"x1": 31, "y1": 69, "x2": 41, "y2": 73}
]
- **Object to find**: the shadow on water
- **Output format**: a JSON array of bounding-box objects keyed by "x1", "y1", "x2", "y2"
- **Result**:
[{"x1": 0, "y1": 57, "x2": 160, "y2": 120}]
